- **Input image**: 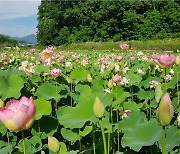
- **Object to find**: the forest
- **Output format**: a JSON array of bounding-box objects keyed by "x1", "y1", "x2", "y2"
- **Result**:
[{"x1": 37, "y1": 0, "x2": 180, "y2": 46}]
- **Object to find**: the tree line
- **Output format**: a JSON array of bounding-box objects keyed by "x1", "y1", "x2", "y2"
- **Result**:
[
  {"x1": 37, "y1": 0, "x2": 180, "y2": 46},
  {"x1": 0, "y1": 35, "x2": 18, "y2": 48}
]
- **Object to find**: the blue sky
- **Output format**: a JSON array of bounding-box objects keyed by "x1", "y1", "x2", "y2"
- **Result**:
[{"x1": 0, "y1": 0, "x2": 41, "y2": 37}]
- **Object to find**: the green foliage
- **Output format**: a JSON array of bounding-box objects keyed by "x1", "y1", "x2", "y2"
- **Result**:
[
  {"x1": 0, "y1": 74, "x2": 24, "y2": 100},
  {"x1": 119, "y1": 112, "x2": 162, "y2": 152},
  {"x1": 37, "y1": 0, "x2": 180, "y2": 45},
  {"x1": 0, "y1": 34, "x2": 18, "y2": 48}
]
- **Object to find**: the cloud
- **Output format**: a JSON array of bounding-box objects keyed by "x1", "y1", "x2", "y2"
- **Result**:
[{"x1": 0, "y1": 1, "x2": 41, "y2": 20}]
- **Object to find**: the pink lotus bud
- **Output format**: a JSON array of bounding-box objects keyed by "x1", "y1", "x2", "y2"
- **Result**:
[
  {"x1": 158, "y1": 54, "x2": 176, "y2": 68},
  {"x1": 157, "y1": 93, "x2": 174, "y2": 126},
  {"x1": 120, "y1": 43, "x2": 129, "y2": 50},
  {"x1": 112, "y1": 74, "x2": 121, "y2": 83},
  {"x1": 93, "y1": 96, "x2": 105, "y2": 118},
  {"x1": 130, "y1": 56, "x2": 135, "y2": 61},
  {"x1": 48, "y1": 136, "x2": 60, "y2": 153},
  {"x1": 50, "y1": 68, "x2": 62, "y2": 77},
  {"x1": 0, "y1": 96, "x2": 36, "y2": 131}
]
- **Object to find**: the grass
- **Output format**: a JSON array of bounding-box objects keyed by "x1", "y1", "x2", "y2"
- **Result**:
[
  {"x1": 1, "y1": 39, "x2": 180, "y2": 52},
  {"x1": 57, "y1": 39, "x2": 180, "y2": 52}
]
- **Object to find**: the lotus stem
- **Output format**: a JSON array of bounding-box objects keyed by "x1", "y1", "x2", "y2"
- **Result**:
[
  {"x1": 21, "y1": 131, "x2": 26, "y2": 154},
  {"x1": 162, "y1": 126, "x2": 166, "y2": 154},
  {"x1": 117, "y1": 111, "x2": 120, "y2": 152},
  {"x1": 92, "y1": 124, "x2": 96, "y2": 154},
  {"x1": 6, "y1": 129, "x2": 12, "y2": 154},
  {"x1": 99, "y1": 120, "x2": 107, "y2": 154}
]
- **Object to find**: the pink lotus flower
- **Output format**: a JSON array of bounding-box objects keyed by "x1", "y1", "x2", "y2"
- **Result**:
[
  {"x1": 112, "y1": 74, "x2": 121, "y2": 83},
  {"x1": 120, "y1": 43, "x2": 129, "y2": 50},
  {"x1": 50, "y1": 68, "x2": 62, "y2": 77},
  {"x1": 40, "y1": 47, "x2": 55, "y2": 65},
  {"x1": 154, "y1": 53, "x2": 176, "y2": 69},
  {"x1": 29, "y1": 48, "x2": 36, "y2": 53},
  {"x1": 130, "y1": 56, "x2": 135, "y2": 61},
  {"x1": 116, "y1": 56, "x2": 123, "y2": 61},
  {"x1": 0, "y1": 96, "x2": 36, "y2": 131}
]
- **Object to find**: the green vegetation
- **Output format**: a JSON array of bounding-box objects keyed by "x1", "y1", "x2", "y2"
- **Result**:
[
  {"x1": 0, "y1": 34, "x2": 18, "y2": 48},
  {"x1": 37, "y1": 0, "x2": 180, "y2": 46},
  {"x1": 57, "y1": 39, "x2": 180, "y2": 51}
]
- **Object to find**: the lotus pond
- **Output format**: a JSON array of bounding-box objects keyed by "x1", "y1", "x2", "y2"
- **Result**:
[{"x1": 0, "y1": 47, "x2": 179, "y2": 154}]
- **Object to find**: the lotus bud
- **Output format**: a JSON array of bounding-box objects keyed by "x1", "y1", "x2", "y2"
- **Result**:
[
  {"x1": 0, "y1": 99, "x2": 4, "y2": 107},
  {"x1": 41, "y1": 151, "x2": 45, "y2": 154},
  {"x1": 87, "y1": 74, "x2": 92, "y2": 82},
  {"x1": 157, "y1": 93, "x2": 174, "y2": 126},
  {"x1": 176, "y1": 56, "x2": 180, "y2": 65},
  {"x1": 108, "y1": 62, "x2": 115, "y2": 70},
  {"x1": 108, "y1": 79, "x2": 113, "y2": 88},
  {"x1": 178, "y1": 114, "x2": 180, "y2": 128},
  {"x1": 93, "y1": 96, "x2": 105, "y2": 118},
  {"x1": 48, "y1": 136, "x2": 60, "y2": 153}
]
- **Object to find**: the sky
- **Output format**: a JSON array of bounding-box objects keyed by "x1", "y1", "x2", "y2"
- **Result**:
[{"x1": 0, "y1": 0, "x2": 41, "y2": 37}]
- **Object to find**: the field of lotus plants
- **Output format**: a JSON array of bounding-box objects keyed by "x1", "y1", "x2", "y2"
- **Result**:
[{"x1": 0, "y1": 45, "x2": 179, "y2": 154}]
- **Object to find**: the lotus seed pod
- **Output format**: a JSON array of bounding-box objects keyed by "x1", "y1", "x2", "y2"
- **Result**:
[
  {"x1": 0, "y1": 99, "x2": 4, "y2": 107},
  {"x1": 93, "y1": 96, "x2": 105, "y2": 118},
  {"x1": 87, "y1": 74, "x2": 92, "y2": 82},
  {"x1": 48, "y1": 136, "x2": 60, "y2": 153},
  {"x1": 157, "y1": 93, "x2": 174, "y2": 126}
]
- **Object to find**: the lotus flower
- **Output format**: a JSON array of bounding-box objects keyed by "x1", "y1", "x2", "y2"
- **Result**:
[
  {"x1": 0, "y1": 96, "x2": 36, "y2": 131},
  {"x1": 157, "y1": 53, "x2": 176, "y2": 68},
  {"x1": 130, "y1": 56, "x2": 135, "y2": 61},
  {"x1": 120, "y1": 43, "x2": 129, "y2": 50},
  {"x1": 40, "y1": 47, "x2": 55, "y2": 65},
  {"x1": 48, "y1": 136, "x2": 60, "y2": 153},
  {"x1": 112, "y1": 74, "x2": 121, "y2": 83},
  {"x1": 157, "y1": 93, "x2": 174, "y2": 126},
  {"x1": 116, "y1": 56, "x2": 123, "y2": 61},
  {"x1": 50, "y1": 68, "x2": 61, "y2": 77}
]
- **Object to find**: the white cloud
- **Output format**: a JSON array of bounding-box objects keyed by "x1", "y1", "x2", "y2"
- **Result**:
[{"x1": 0, "y1": 1, "x2": 41, "y2": 20}]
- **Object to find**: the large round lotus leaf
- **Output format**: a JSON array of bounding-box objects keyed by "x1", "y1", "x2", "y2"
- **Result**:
[
  {"x1": 0, "y1": 74, "x2": 24, "y2": 100},
  {"x1": 35, "y1": 83, "x2": 61, "y2": 101},
  {"x1": 69, "y1": 68, "x2": 89, "y2": 81},
  {"x1": 34, "y1": 98, "x2": 52, "y2": 120},
  {"x1": 119, "y1": 112, "x2": 162, "y2": 152},
  {"x1": 61, "y1": 128, "x2": 80, "y2": 142},
  {"x1": 158, "y1": 126, "x2": 180, "y2": 152},
  {"x1": 58, "y1": 96, "x2": 97, "y2": 129}
]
